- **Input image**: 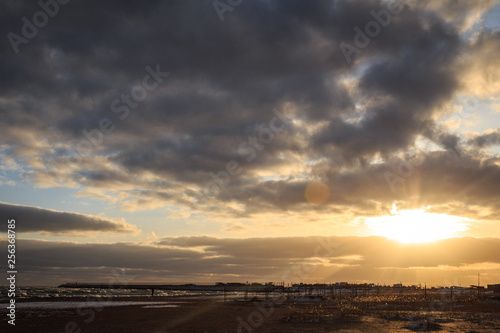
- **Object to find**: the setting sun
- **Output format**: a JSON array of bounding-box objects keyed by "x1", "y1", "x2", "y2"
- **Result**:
[{"x1": 365, "y1": 206, "x2": 470, "y2": 243}]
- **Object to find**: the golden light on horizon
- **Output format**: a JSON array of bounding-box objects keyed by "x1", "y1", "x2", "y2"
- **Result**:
[{"x1": 365, "y1": 206, "x2": 470, "y2": 243}]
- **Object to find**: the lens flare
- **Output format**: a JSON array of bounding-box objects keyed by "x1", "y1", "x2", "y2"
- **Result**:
[{"x1": 305, "y1": 181, "x2": 330, "y2": 205}]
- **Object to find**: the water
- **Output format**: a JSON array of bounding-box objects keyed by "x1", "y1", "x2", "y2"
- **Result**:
[
  {"x1": 14, "y1": 301, "x2": 180, "y2": 309},
  {"x1": 0, "y1": 286, "x2": 226, "y2": 298}
]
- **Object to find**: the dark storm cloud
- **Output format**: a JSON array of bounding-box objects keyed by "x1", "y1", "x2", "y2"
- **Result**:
[
  {"x1": 0, "y1": 0, "x2": 499, "y2": 219},
  {"x1": 468, "y1": 129, "x2": 500, "y2": 147},
  {"x1": 6, "y1": 236, "x2": 500, "y2": 285},
  {"x1": 0, "y1": 202, "x2": 138, "y2": 234},
  {"x1": 313, "y1": 9, "x2": 462, "y2": 159}
]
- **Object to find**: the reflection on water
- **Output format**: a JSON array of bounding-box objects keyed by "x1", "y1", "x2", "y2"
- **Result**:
[
  {"x1": 0, "y1": 286, "x2": 227, "y2": 298},
  {"x1": 14, "y1": 301, "x2": 180, "y2": 309}
]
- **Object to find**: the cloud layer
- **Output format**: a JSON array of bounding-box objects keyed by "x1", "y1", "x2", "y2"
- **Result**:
[
  {"x1": 7, "y1": 236, "x2": 500, "y2": 286},
  {"x1": 0, "y1": 0, "x2": 500, "y2": 218},
  {"x1": 1, "y1": 0, "x2": 499, "y2": 222},
  {"x1": 0, "y1": 202, "x2": 138, "y2": 234}
]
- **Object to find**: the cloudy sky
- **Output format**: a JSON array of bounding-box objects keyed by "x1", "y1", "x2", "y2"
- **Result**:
[{"x1": 1, "y1": 0, "x2": 500, "y2": 286}]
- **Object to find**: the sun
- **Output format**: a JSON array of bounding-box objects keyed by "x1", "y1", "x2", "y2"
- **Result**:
[{"x1": 365, "y1": 205, "x2": 469, "y2": 243}]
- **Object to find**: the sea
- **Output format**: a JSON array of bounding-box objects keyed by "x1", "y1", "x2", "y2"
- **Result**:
[
  {"x1": 0, "y1": 286, "x2": 224, "y2": 298},
  {"x1": 0, "y1": 286, "x2": 228, "y2": 309}
]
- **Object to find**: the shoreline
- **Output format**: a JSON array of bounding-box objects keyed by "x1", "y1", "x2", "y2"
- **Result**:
[{"x1": 1, "y1": 295, "x2": 500, "y2": 332}]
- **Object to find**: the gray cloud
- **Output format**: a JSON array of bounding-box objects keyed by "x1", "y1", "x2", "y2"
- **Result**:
[
  {"x1": 0, "y1": 202, "x2": 139, "y2": 234},
  {"x1": 468, "y1": 129, "x2": 500, "y2": 147},
  {"x1": 158, "y1": 235, "x2": 500, "y2": 268},
  {"x1": 188, "y1": 150, "x2": 500, "y2": 220},
  {"x1": 0, "y1": 1, "x2": 499, "y2": 221},
  {"x1": 5, "y1": 236, "x2": 500, "y2": 285}
]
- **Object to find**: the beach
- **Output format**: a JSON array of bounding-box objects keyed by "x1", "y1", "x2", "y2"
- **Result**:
[{"x1": 2, "y1": 294, "x2": 500, "y2": 332}]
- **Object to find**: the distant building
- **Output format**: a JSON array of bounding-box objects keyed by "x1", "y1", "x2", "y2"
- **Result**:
[
  {"x1": 470, "y1": 285, "x2": 485, "y2": 290},
  {"x1": 487, "y1": 284, "x2": 500, "y2": 292}
]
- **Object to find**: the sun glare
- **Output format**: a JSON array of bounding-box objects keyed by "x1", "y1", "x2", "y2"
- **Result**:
[{"x1": 365, "y1": 206, "x2": 469, "y2": 243}]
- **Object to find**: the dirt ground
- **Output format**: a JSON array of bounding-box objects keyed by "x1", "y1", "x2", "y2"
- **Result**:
[{"x1": 1, "y1": 295, "x2": 500, "y2": 332}]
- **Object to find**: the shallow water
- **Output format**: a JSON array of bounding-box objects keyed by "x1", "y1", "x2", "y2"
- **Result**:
[
  {"x1": 141, "y1": 304, "x2": 180, "y2": 308},
  {"x1": 0, "y1": 286, "x2": 228, "y2": 298},
  {"x1": 14, "y1": 301, "x2": 177, "y2": 309}
]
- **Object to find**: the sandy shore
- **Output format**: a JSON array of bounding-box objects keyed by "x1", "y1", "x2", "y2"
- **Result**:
[{"x1": 1, "y1": 295, "x2": 500, "y2": 332}]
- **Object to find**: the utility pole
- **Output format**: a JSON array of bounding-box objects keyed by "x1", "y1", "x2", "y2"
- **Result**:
[{"x1": 477, "y1": 273, "x2": 480, "y2": 300}]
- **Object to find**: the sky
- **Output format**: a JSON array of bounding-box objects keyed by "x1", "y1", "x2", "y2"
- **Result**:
[{"x1": 1, "y1": 0, "x2": 500, "y2": 286}]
